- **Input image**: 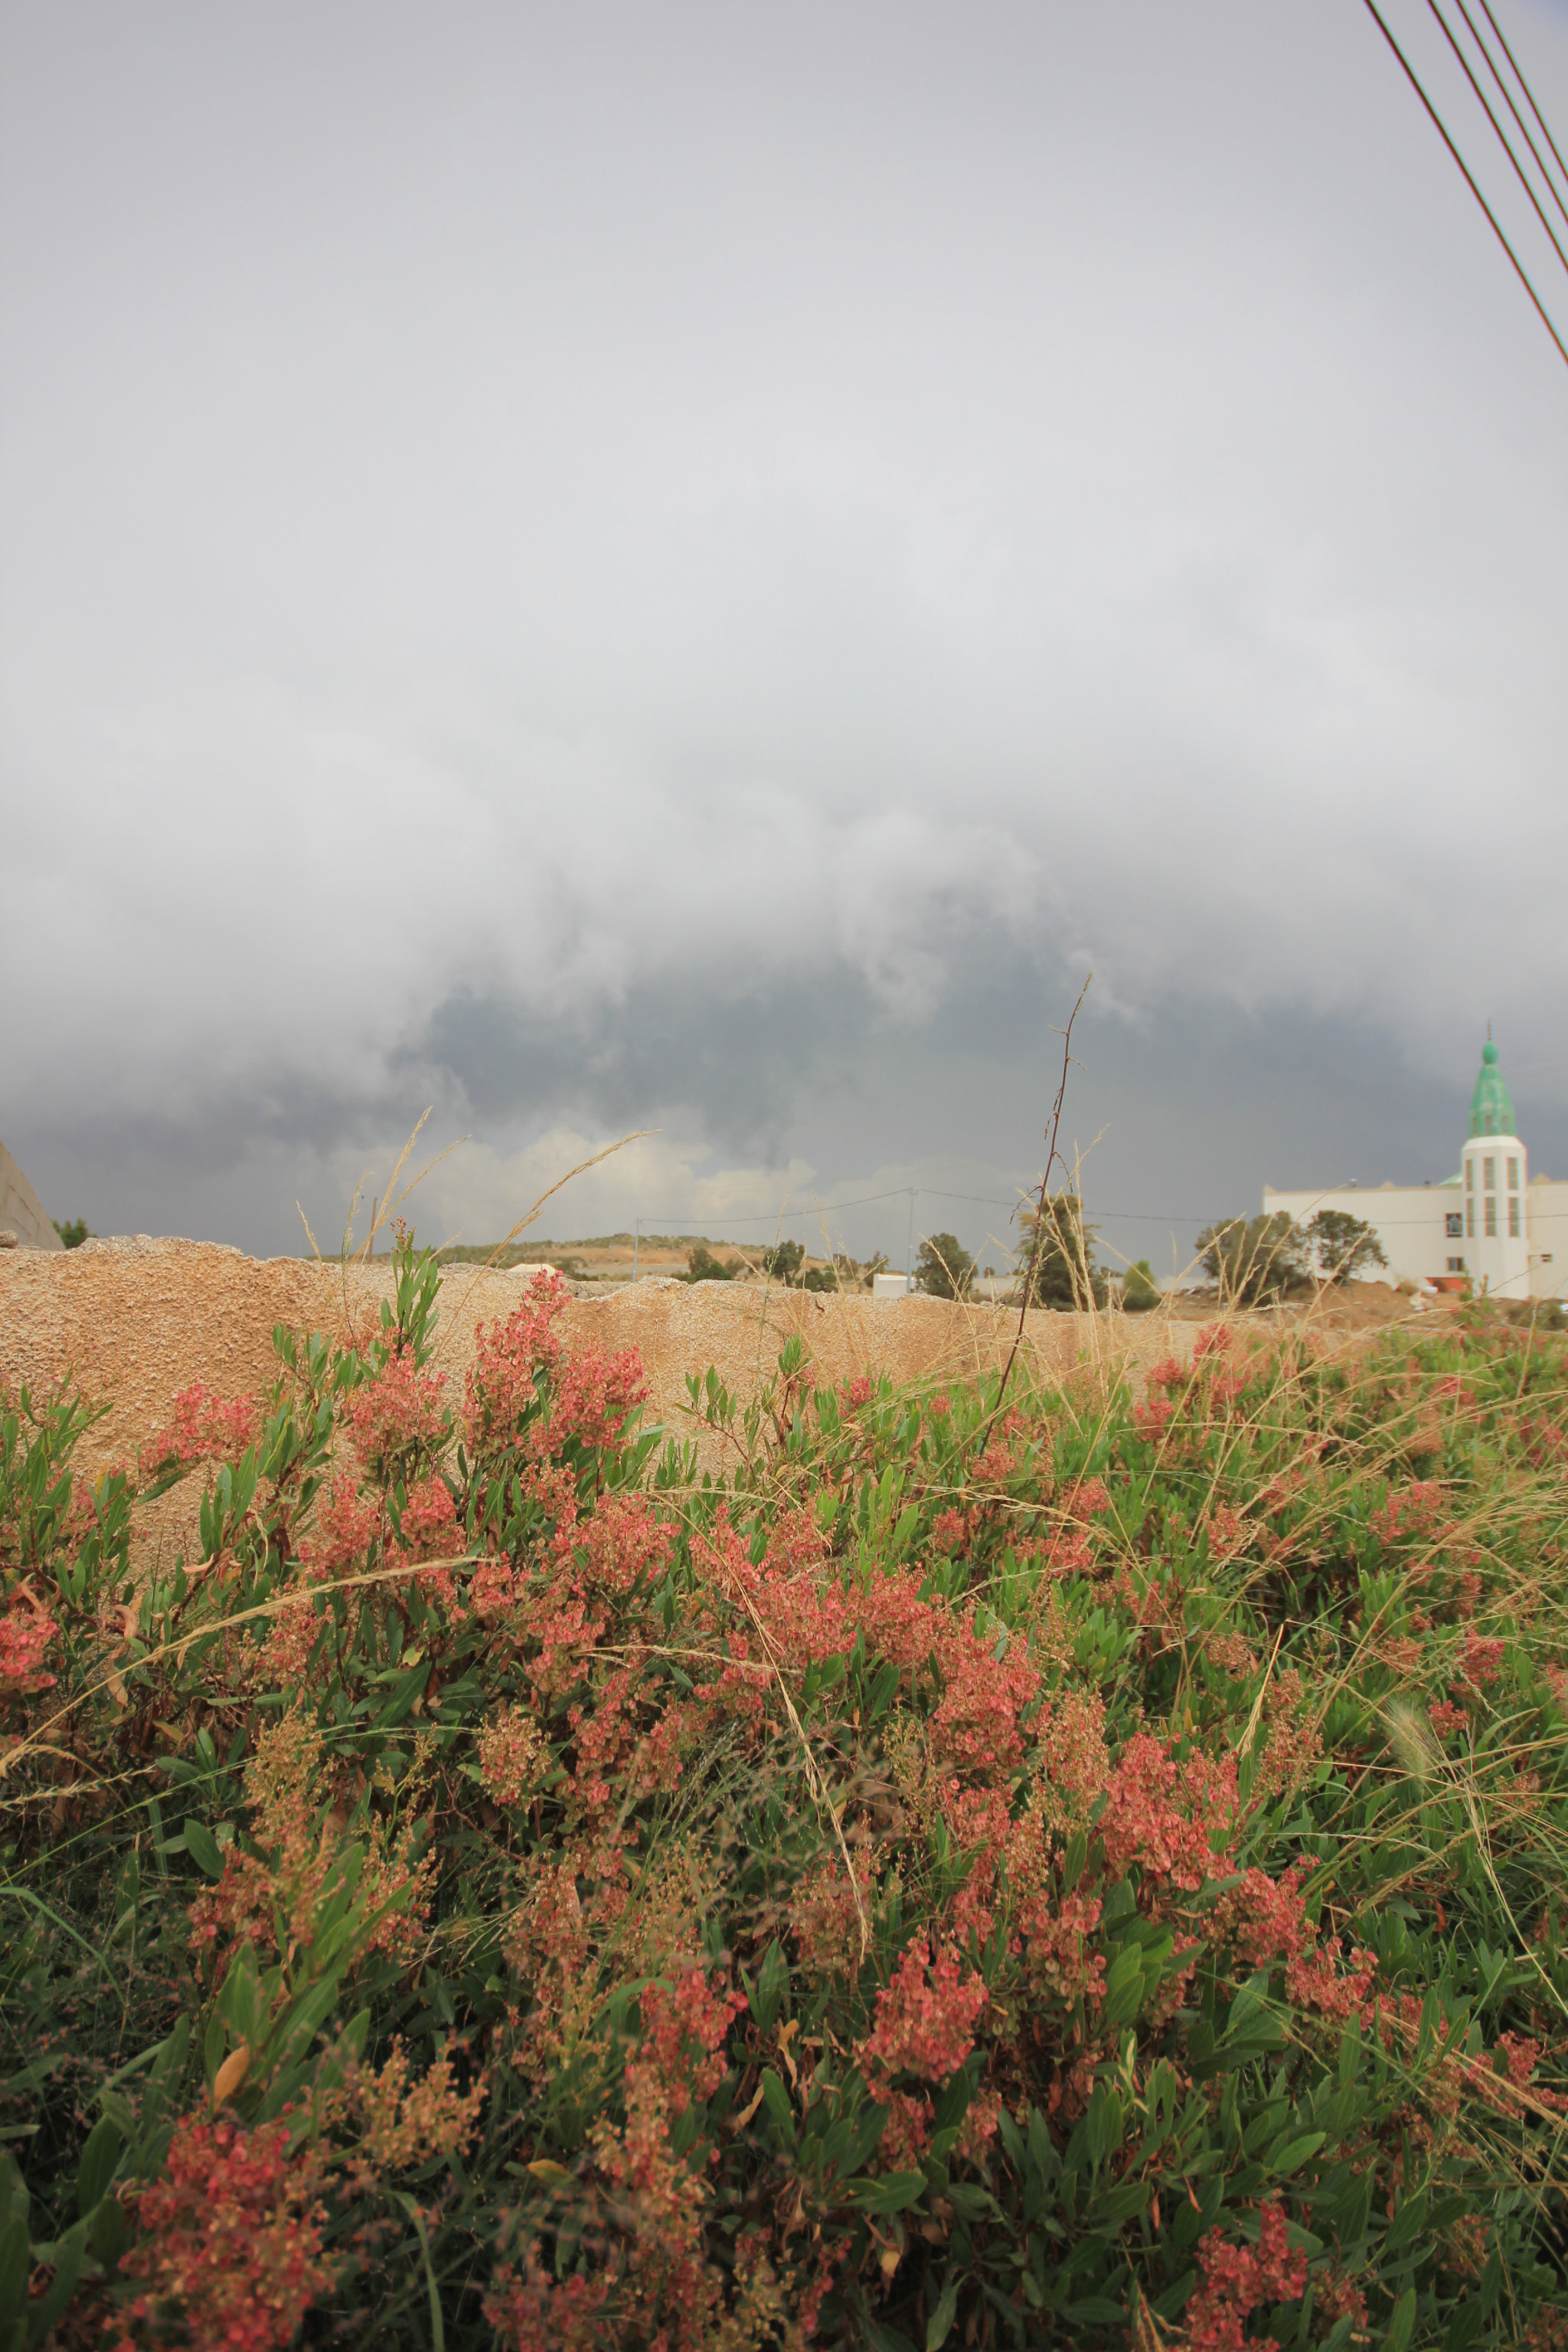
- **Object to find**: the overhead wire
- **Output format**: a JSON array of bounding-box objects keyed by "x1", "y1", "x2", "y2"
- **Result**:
[
  {"x1": 1453, "y1": 0, "x2": 1568, "y2": 237},
  {"x1": 1423, "y1": 0, "x2": 1568, "y2": 281},
  {"x1": 1360, "y1": 0, "x2": 1568, "y2": 371},
  {"x1": 1476, "y1": 0, "x2": 1568, "y2": 204}
]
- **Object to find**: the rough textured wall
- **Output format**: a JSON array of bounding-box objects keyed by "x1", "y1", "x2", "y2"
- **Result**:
[{"x1": 0, "y1": 1239, "x2": 1191, "y2": 1484}]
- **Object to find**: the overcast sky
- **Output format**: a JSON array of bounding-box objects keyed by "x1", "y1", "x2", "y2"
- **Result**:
[{"x1": 4, "y1": 0, "x2": 1566, "y2": 1276}]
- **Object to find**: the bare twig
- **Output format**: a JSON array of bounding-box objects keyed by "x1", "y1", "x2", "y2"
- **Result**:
[{"x1": 985, "y1": 973, "x2": 1091, "y2": 1431}]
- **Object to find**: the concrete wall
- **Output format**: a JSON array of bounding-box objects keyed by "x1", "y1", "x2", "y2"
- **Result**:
[
  {"x1": 0, "y1": 1139, "x2": 63, "y2": 1251},
  {"x1": 0, "y1": 1239, "x2": 1210, "y2": 1576}
]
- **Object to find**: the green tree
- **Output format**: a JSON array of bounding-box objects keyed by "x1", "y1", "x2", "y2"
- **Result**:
[
  {"x1": 761, "y1": 1240, "x2": 805, "y2": 1285},
  {"x1": 1301, "y1": 1208, "x2": 1387, "y2": 1285},
  {"x1": 915, "y1": 1233, "x2": 975, "y2": 1299},
  {"x1": 684, "y1": 1244, "x2": 737, "y2": 1284},
  {"x1": 52, "y1": 1217, "x2": 90, "y2": 1250},
  {"x1": 1015, "y1": 1196, "x2": 1108, "y2": 1309},
  {"x1": 1121, "y1": 1258, "x2": 1160, "y2": 1312},
  {"x1": 1196, "y1": 1212, "x2": 1308, "y2": 1305}
]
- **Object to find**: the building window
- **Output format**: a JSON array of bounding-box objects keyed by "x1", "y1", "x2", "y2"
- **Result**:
[
  {"x1": 1509, "y1": 1197, "x2": 1521, "y2": 1238},
  {"x1": 1466, "y1": 1201, "x2": 1474, "y2": 1237},
  {"x1": 1508, "y1": 1156, "x2": 1519, "y2": 1189},
  {"x1": 1446, "y1": 1212, "x2": 1462, "y2": 1237},
  {"x1": 1447, "y1": 1256, "x2": 1465, "y2": 1272},
  {"x1": 1485, "y1": 1197, "x2": 1497, "y2": 1237},
  {"x1": 1466, "y1": 1161, "x2": 1473, "y2": 1191},
  {"x1": 1484, "y1": 1156, "x2": 1495, "y2": 1190}
]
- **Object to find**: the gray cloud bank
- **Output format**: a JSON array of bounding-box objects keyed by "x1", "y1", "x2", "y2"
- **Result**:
[{"x1": 4, "y1": 2, "x2": 1566, "y2": 1268}]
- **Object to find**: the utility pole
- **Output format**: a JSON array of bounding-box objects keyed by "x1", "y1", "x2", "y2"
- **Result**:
[{"x1": 906, "y1": 1190, "x2": 916, "y2": 1295}]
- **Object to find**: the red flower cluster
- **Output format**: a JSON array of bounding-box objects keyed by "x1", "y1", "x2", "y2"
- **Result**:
[
  {"x1": 1098, "y1": 1733, "x2": 1237, "y2": 1896},
  {"x1": 0, "y1": 1592, "x2": 58, "y2": 1693},
  {"x1": 113, "y1": 2113, "x2": 328, "y2": 2352},
  {"x1": 543, "y1": 1344, "x2": 649, "y2": 1452},
  {"x1": 1370, "y1": 1479, "x2": 1446, "y2": 1545},
  {"x1": 1227, "y1": 1864, "x2": 1377, "y2": 2024},
  {"x1": 858, "y1": 1938, "x2": 988, "y2": 2093},
  {"x1": 345, "y1": 1352, "x2": 448, "y2": 1472},
  {"x1": 1184, "y1": 2200, "x2": 1306, "y2": 2352},
  {"x1": 143, "y1": 1381, "x2": 258, "y2": 1471},
  {"x1": 463, "y1": 1274, "x2": 570, "y2": 1452}
]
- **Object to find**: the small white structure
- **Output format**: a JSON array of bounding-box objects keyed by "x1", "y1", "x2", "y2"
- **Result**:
[
  {"x1": 872, "y1": 1271, "x2": 914, "y2": 1298},
  {"x1": 1264, "y1": 1040, "x2": 1566, "y2": 1302}
]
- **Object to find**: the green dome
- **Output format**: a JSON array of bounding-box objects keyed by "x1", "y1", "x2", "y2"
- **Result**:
[{"x1": 1468, "y1": 1040, "x2": 1517, "y2": 1138}]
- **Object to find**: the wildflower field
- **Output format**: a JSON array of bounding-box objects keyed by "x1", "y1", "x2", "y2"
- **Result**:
[{"x1": 5, "y1": 1236, "x2": 1568, "y2": 2350}]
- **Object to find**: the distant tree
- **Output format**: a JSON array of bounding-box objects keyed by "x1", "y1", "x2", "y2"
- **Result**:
[
  {"x1": 1014, "y1": 1196, "x2": 1108, "y2": 1310},
  {"x1": 801, "y1": 1263, "x2": 838, "y2": 1292},
  {"x1": 761, "y1": 1240, "x2": 805, "y2": 1286},
  {"x1": 685, "y1": 1244, "x2": 736, "y2": 1283},
  {"x1": 915, "y1": 1233, "x2": 975, "y2": 1299},
  {"x1": 53, "y1": 1217, "x2": 90, "y2": 1250},
  {"x1": 1122, "y1": 1258, "x2": 1160, "y2": 1312},
  {"x1": 1196, "y1": 1213, "x2": 1308, "y2": 1305},
  {"x1": 1301, "y1": 1209, "x2": 1387, "y2": 1285}
]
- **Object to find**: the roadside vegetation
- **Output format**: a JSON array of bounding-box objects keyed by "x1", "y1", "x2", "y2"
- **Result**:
[{"x1": 4, "y1": 1230, "x2": 1568, "y2": 2347}]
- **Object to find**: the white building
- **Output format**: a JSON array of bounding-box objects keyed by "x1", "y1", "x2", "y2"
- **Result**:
[{"x1": 1263, "y1": 1040, "x2": 1567, "y2": 1303}]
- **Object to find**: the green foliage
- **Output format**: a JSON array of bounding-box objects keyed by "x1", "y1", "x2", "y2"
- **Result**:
[
  {"x1": 761, "y1": 1239, "x2": 805, "y2": 1285},
  {"x1": 1303, "y1": 1207, "x2": 1390, "y2": 1284},
  {"x1": 1015, "y1": 1194, "x2": 1109, "y2": 1308},
  {"x1": 1121, "y1": 1258, "x2": 1160, "y2": 1312},
  {"x1": 914, "y1": 1233, "x2": 975, "y2": 1299},
  {"x1": 51, "y1": 1218, "x2": 90, "y2": 1250},
  {"x1": 5, "y1": 1236, "x2": 1568, "y2": 2346},
  {"x1": 1197, "y1": 1210, "x2": 1310, "y2": 1305},
  {"x1": 685, "y1": 1244, "x2": 739, "y2": 1284}
]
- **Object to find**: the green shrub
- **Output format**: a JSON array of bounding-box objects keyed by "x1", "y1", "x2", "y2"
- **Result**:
[
  {"x1": 1015, "y1": 1194, "x2": 1109, "y2": 1309},
  {"x1": 1197, "y1": 1211, "x2": 1309, "y2": 1305},
  {"x1": 1122, "y1": 1258, "x2": 1160, "y2": 1312},
  {"x1": 915, "y1": 1232, "x2": 974, "y2": 1298},
  {"x1": 4, "y1": 1243, "x2": 1568, "y2": 2345}
]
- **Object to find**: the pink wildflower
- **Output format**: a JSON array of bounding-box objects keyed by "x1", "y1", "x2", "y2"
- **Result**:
[
  {"x1": 0, "y1": 1597, "x2": 58, "y2": 1694},
  {"x1": 115, "y1": 2114, "x2": 328, "y2": 2352},
  {"x1": 1184, "y1": 2200, "x2": 1305, "y2": 2352},
  {"x1": 143, "y1": 1381, "x2": 257, "y2": 1472},
  {"x1": 858, "y1": 1938, "x2": 988, "y2": 2093}
]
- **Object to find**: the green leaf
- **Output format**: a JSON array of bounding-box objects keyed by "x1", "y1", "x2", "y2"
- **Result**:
[
  {"x1": 746, "y1": 1942, "x2": 789, "y2": 2034},
  {"x1": 1269, "y1": 2130, "x2": 1326, "y2": 2177},
  {"x1": 1092, "y1": 2179, "x2": 1152, "y2": 2226},
  {"x1": 76, "y1": 2116, "x2": 122, "y2": 2216},
  {"x1": 1384, "y1": 2190, "x2": 1428, "y2": 2256},
  {"x1": 1385, "y1": 2288, "x2": 1417, "y2": 2352},
  {"x1": 760, "y1": 2070, "x2": 793, "y2": 2130},
  {"x1": 0, "y1": 2215, "x2": 28, "y2": 2319},
  {"x1": 184, "y1": 1819, "x2": 225, "y2": 1880},
  {"x1": 25, "y1": 2216, "x2": 87, "y2": 2347},
  {"x1": 844, "y1": 2170, "x2": 928, "y2": 2214},
  {"x1": 926, "y1": 2274, "x2": 960, "y2": 2350}
]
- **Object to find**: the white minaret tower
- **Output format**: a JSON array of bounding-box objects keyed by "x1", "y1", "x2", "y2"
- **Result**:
[{"x1": 1461, "y1": 1039, "x2": 1529, "y2": 1299}]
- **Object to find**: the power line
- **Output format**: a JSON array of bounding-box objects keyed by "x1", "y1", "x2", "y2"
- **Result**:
[
  {"x1": 1476, "y1": 0, "x2": 1568, "y2": 207},
  {"x1": 1360, "y1": 0, "x2": 1568, "y2": 371},
  {"x1": 1454, "y1": 0, "x2": 1568, "y2": 238},
  {"x1": 1425, "y1": 0, "x2": 1568, "y2": 282}
]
